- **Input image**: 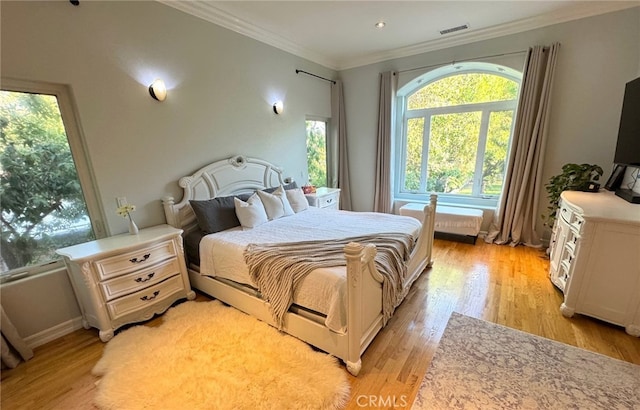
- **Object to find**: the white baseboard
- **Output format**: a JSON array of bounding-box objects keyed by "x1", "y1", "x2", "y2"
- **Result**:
[{"x1": 24, "y1": 316, "x2": 84, "y2": 348}]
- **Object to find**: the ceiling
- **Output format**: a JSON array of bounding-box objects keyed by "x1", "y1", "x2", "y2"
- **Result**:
[{"x1": 159, "y1": 1, "x2": 639, "y2": 70}]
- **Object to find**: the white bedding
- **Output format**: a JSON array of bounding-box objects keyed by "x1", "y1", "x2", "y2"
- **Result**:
[{"x1": 199, "y1": 207, "x2": 422, "y2": 333}]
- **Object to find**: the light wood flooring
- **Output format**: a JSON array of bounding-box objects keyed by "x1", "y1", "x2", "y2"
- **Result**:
[{"x1": 2, "y1": 239, "x2": 639, "y2": 409}]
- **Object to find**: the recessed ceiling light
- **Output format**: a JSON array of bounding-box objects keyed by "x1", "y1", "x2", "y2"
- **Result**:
[{"x1": 375, "y1": 21, "x2": 386, "y2": 29}]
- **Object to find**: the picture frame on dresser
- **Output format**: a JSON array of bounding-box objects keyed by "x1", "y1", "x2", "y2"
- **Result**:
[{"x1": 604, "y1": 164, "x2": 626, "y2": 191}]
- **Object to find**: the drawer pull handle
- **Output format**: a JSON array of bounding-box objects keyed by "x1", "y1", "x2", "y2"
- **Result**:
[
  {"x1": 130, "y1": 253, "x2": 151, "y2": 264},
  {"x1": 140, "y1": 291, "x2": 160, "y2": 301},
  {"x1": 134, "y1": 272, "x2": 155, "y2": 283},
  {"x1": 326, "y1": 198, "x2": 333, "y2": 203}
]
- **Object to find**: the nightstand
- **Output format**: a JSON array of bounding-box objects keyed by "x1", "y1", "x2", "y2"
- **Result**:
[
  {"x1": 56, "y1": 224, "x2": 195, "y2": 342},
  {"x1": 305, "y1": 187, "x2": 341, "y2": 210}
]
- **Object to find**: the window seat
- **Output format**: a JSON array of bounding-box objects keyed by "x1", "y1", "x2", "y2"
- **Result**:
[{"x1": 399, "y1": 203, "x2": 483, "y2": 244}]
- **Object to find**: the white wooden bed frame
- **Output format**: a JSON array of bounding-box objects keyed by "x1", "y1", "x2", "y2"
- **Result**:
[{"x1": 162, "y1": 155, "x2": 436, "y2": 375}]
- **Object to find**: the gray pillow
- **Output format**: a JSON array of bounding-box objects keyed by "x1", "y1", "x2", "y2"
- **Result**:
[
  {"x1": 263, "y1": 182, "x2": 298, "y2": 194},
  {"x1": 190, "y1": 194, "x2": 251, "y2": 234}
]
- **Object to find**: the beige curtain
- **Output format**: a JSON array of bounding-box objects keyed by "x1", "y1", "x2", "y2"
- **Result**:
[
  {"x1": 485, "y1": 43, "x2": 560, "y2": 247},
  {"x1": 1, "y1": 305, "x2": 33, "y2": 369},
  {"x1": 329, "y1": 80, "x2": 352, "y2": 210},
  {"x1": 373, "y1": 71, "x2": 397, "y2": 213}
]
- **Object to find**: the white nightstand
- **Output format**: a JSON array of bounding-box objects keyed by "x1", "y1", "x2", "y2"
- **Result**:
[
  {"x1": 56, "y1": 224, "x2": 195, "y2": 342},
  {"x1": 305, "y1": 187, "x2": 341, "y2": 210}
]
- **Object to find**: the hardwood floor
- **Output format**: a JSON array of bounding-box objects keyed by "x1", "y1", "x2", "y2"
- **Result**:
[{"x1": 2, "y1": 239, "x2": 639, "y2": 409}]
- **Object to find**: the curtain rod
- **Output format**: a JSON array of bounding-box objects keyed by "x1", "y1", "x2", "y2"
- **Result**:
[
  {"x1": 397, "y1": 49, "x2": 528, "y2": 74},
  {"x1": 295, "y1": 69, "x2": 336, "y2": 84}
]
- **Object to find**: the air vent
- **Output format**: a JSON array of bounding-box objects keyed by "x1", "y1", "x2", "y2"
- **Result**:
[{"x1": 439, "y1": 24, "x2": 469, "y2": 35}]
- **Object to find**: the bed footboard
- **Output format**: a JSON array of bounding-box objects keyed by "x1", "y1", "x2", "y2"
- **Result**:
[{"x1": 342, "y1": 195, "x2": 437, "y2": 375}]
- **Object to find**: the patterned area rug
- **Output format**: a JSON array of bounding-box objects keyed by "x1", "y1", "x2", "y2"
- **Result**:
[
  {"x1": 92, "y1": 300, "x2": 350, "y2": 410},
  {"x1": 413, "y1": 313, "x2": 640, "y2": 409}
]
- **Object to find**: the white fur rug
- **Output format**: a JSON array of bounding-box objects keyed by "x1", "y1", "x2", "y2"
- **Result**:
[{"x1": 92, "y1": 301, "x2": 350, "y2": 410}]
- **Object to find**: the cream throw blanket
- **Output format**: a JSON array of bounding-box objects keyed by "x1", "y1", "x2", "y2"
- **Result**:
[{"x1": 244, "y1": 233, "x2": 415, "y2": 329}]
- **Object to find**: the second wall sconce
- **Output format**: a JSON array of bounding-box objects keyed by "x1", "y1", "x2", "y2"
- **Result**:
[
  {"x1": 273, "y1": 101, "x2": 283, "y2": 114},
  {"x1": 149, "y1": 79, "x2": 167, "y2": 102}
]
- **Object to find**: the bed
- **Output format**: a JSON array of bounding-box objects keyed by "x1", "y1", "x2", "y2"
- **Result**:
[{"x1": 162, "y1": 155, "x2": 437, "y2": 375}]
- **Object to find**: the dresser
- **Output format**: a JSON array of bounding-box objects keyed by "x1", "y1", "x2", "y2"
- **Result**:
[
  {"x1": 548, "y1": 190, "x2": 640, "y2": 336},
  {"x1": 56, "y1": 224, "x2": 195, "y2": 342},
  {"x1": 305, "y1": 187, "x2": 341, "y2": 210}
]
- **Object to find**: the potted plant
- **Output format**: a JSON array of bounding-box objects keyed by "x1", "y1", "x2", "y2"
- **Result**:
[{"x1": 543, "y1": 163, "x2": 603, "y2": 227}]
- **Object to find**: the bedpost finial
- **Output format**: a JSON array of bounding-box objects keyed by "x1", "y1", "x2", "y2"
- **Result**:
[
  {"x1": 344, "y1": 242, "x2": 363, "y2": 259},
  {"x1": 162, "y1": 196, "x2": 175, "y2": 206},
  {"x1": 179, "y1": 176, "x2": 194, "y2": 188}
]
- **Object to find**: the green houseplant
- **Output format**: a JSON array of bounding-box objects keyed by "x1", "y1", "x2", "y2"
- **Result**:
[{"x1": 543, "y1": 163, "x2": 603, "y2": 227}]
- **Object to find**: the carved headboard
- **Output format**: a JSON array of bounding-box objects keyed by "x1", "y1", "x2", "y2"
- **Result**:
[{"x1": 162, "y1": 155, "x2": 285, "y2": 232}]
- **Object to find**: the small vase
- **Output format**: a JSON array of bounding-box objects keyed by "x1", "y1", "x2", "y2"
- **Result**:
[{"x1": 128, "y1": 218, "x2": 139, "y2": 235}]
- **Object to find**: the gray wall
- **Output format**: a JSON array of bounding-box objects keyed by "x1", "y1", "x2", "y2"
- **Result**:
[
  {"x1": 340, "y1": 8, "x2": 640, "y2": 237},
  {"x1": 0, "y1": 1, "x2": 334, "y2": 341}
]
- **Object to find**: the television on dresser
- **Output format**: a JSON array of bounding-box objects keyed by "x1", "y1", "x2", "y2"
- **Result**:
[{"x1": 612, "y1": 76, "x2": 640, "y2": 203}]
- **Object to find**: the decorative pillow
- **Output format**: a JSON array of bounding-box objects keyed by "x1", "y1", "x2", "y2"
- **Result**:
[
  {"x1": 286, "y1": 188, "x2": 309, "y2": 213},
  {"x1": 256, "y1": 186, "x2": 294, "y2": 220},
  {"x1": 262, "y1": 182, "x2": 297, "y2": 194},
  {"x1": 190, "y1": 194, "x2": 250, "y2": 234},
  {"x1": 234, "y1": 193, "x2": 268, "y2": 229}
]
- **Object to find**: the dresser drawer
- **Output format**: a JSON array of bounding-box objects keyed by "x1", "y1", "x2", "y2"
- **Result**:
[
  {"x1": 95, "y1": 240, "x2": 178, "y2": 280},
  {"x1": 99, "y1": 258, "x2": 181, "y2": 301},
  {"x1": 106, "y1": 275, "x2": 184, "y2": 321}
]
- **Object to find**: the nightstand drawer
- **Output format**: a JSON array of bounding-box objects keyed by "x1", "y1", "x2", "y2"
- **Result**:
[
  {"x1": 95, "y1": 240, "x2": 178, "y2": 280},
  {"x1": 106, "y1": 275, "x2": 184, "y2": 321},
  {"x1": 306, "y1": 187, "x2": 341, "y2": 209},
  {"x1": 319, "y1": 194, "x2": 339, "y2": 208},
  {"x1": 99, "y1": 258, "x2": 182, "y2": 301}
]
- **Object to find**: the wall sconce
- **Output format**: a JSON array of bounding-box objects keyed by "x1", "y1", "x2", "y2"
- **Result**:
[
  {"x1": 273, "y1": 101, "x2": 283, "y2": 114},
  {"x1": 149, "y1": 79, "x2": 167, "y2": 102}
]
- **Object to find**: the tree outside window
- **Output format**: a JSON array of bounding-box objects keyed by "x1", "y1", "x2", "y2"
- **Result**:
[
  {"x1": 397, "y1": 67, "x2": 521, "y2": 205},
  {"x1": 0, "y1": 90, "x2": 95, "y2": 275},
  {"x1": 306, "y1": 119, "x2": 328, "y2": 187}
]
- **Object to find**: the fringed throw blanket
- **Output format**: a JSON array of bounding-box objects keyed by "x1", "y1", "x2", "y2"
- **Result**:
[{"x1": 244, "y1": 233, "x2": 415, "y2": 329}]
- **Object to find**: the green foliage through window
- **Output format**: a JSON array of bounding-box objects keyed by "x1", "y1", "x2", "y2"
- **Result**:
[
  {"x1": 0, "y1": 91, "x2": 94, "y2": 274},
  {"x1": 400, "y1": 71, "x2": 519, "y2": 199},
  {"x1": 306, "y1": 120, "x2": 327, "y2": 187}
]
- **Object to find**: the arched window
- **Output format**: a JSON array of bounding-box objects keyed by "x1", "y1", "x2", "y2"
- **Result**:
[{"x1": 395, "y1": 62, "x2": 522, "y2": 206}]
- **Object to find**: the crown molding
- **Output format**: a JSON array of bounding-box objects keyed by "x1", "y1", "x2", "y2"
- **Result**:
[
  {"x1": 339, "y1": 2, "x2": 639, "y2": 70},
  {"x1": 157, "y1": 0, "x2": 340, "y2": 70},
  {"x1": 158, "y1": 1, "x2": 638, "y2": 72}
]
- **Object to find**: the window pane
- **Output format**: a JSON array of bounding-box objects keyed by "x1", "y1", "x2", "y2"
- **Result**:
[
  {"x1": 404, "y1": 118, "x2": 424, "y2": 191},
  {"x1": 428, "y1": 112, "x2": 481, "y2": 194},
  {"x1": 407, "y1": 73, "x2": 519, "y2": 110},
  {"x1": 482, "y1": 110, "x2": 514, "y2": 196},
  {"x1": 305, "y1": 120, "x2": 327, "y2": 187},
  {"x1": 0, "y1": 91, "x2": 95, "y2": 274}
]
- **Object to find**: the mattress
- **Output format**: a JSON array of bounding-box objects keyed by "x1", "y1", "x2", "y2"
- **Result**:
[{"x1": 198, "y1": 207, "x2": 422, "y2": 333}]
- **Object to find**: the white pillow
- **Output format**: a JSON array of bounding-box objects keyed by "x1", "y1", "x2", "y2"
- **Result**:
[
  {"x1": 234, "y1": 193, "x2": 268, "y2": 229},
  {"x1": 286, "y1": 188, "x2": 309, "y2": 213},
  {"x1": 256, "y1": 186, "x2": 294, "y2": 220}
]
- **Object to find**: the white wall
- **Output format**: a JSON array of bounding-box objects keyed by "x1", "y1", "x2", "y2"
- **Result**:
[
  {"x1": 0, "y1": 1, "x2": 335, "y2": 340},
  {"x1": 340, "y1": 8, "x2": 640, "y2": 238}
]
